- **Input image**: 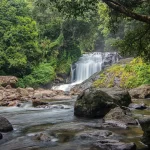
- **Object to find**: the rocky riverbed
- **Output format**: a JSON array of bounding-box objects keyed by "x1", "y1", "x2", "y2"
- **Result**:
[{"x1": 1, "y1": 76, "x2": 150, "y2": 150}]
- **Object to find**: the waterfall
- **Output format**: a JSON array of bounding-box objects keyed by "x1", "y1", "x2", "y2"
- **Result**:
[{"x1": 52, "y1": 52, "x2": 121, "y2": 91}]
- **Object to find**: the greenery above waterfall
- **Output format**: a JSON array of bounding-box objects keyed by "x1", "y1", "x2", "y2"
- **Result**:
[
  {"x1": 93, "y1": 58, "x2": 150, "y2": 89},
  {"x1": 0, "y1": 0, "x2": 150, "y2": 87}
]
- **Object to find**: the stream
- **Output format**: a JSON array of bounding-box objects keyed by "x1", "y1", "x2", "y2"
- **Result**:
[
  {"x1": 0, "y1": 53, "x2": 149, "y2": 150},
  {"x1": 0, "y1": 97, "x2": 150, "y2": 150}
]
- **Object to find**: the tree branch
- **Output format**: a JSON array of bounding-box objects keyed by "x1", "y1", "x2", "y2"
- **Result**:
[{"x1": 102, "y1": 0, "x2": 150, "y2": 24}]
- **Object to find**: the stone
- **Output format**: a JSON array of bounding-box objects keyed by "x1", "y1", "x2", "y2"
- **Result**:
[
  {"x1": 104, "y1": 107, "x2": 137, "y2": 128},
  {"x1": 70, "y1": 72, "x2": 100, "y2": 95},
  {"x1": 8, "y1": 101, "x2": 19, "y2": 107},
  {"x1": 26, "y1": 87, "x2": 34, "y2": 92},
  {"x1": 0, "y1": 116, "x2": 13, "y2": 132},
  {"x1": 138, "y1": 117, "x2": 150, "y2": 147},
  {"x1": 100, "y1": 87, "x2": 131, "y2": 107},
  {"x1": 0, "y1": 76, "x2": 18, "y2": 87},
  {"x1": 34, "y1": 133, "x2": 52, "y2": 142},
  {"x1": 76, "y1": 130, "x2": 114, "y2": 140},
  {"x1": 32, "y1": 100, "x2": 48, "y2": 107},
  {"x1": 94, "y1": 139, "x2": 136, "y2": 150},
  {"x1": 16, "y1": 88, "x2": 29, "y2": 97},
  {"x1": 129, "y1": 85, "x2": 150, "y2": 99},
  {"x1": 74, "y1": 87, "x2": 116, "y2": 118}
]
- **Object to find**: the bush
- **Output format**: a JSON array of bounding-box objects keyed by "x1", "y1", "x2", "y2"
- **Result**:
[
  {"x1": 93, "y1": 57, "x2": 150, "y2": 89},
  {"x1": 17, "y1": 63, "x2": 56, "y2": 88}
]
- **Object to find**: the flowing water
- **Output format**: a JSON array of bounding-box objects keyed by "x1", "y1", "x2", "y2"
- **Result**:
[
  {"x1": 52, "y1": 52, "x2": 121, "y2": 91},
  {"x1": 0, "y1": 98, "x2": 149, "y2": 150},
  {"x1": 0, "y1": 52, "x2": 149, "y2": 149}
]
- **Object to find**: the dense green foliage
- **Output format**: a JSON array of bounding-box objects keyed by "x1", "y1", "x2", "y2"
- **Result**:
[
  {"x1": 17, "y1": 63, "x2": 55, "y2": 88},
  {"x1": 93, "y1": 58, "x2": 150, "y2": 89},
  {"x1": 0, "y1": 0, "x2": 150, "y2": 87}
]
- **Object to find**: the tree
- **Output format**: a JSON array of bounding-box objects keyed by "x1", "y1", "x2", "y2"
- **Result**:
[
  {"x1": 36, "y1": 0, "x2": 150, "y2": 24},
  {"x1": 0, "y1": 0, "x2": 41, "y2": 76}
]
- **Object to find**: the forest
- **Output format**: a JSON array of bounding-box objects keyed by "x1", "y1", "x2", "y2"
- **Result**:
[{"x1": 0, "y1": 0, "x2": 150, "y2": 88}]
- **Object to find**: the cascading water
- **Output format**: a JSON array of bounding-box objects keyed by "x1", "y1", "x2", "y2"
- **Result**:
[{"x1": 53, "y1": 52, "x2": 121, "y2": 91}]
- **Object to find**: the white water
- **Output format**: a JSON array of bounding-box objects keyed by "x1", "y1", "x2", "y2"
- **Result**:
[{"x1": 53, "y1": 52, "x2": 120, "y2": 91}]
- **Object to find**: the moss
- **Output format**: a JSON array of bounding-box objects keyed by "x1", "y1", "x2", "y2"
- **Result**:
[{"x1": 93, "y1": 57, "x2": 150, "y2": 89}]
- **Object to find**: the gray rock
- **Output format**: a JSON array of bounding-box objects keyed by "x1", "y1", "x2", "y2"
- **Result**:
[
  {"x1": 74, "y1": 87, "x2": 116, "y2": 118},
  {"x1": 100, "y1": 87, "x2": 131, "y2": 107},
  {"x1": 138, "y1": 117, "x2": 150, "y2": 147},
  {"x1": 129, "y1": 85, "x2": 150, "y2": 99},
  {"x1": 71, "y1": 72, "x2": 100, "y2": 95},
  {"x1": 104, "y1": 107, "x2": 137, "y2": 128},
  {"x1": 76, "y1": 130, "x2": 115, "y2": 140},
  {"x1": 94, "y1": 139, "x2": 136, "y2": 150},
  {"x1": 0, "y1": 116, "x2": 13, "y2": 132},
  {"x1": 74, "y1": 87, "x2": 131, "y2": 118}
]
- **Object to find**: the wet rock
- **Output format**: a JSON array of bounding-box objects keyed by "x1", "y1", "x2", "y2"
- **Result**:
[
  {"x1": 74, "y1": 87, "x2": 116, "y2": 118},
  {"x1": 70, "y1": 72, "x2": 100, "y2": 95},
  {"x1": 76, "y1": 130, "x2": 115, "y2": 140},
  {"x1": 138, "y1": 117, "x2": 150, "y2": 147},
  {"x1": 0, "y1": 116, "x2": 13, "y2": 132},
  {"x1": 129, "y1": 85, "x2": 150, "y2": 99},
  {"x1": 129, "y1": 103, "x2": 147, "y2": 110},
  {"x1": 100, "y1": 87, "x2": 131, "y2": 107},
  {"x1": 32, "y1": 100, "x2": 48, "y2": 107},
  {"x1": 0, "y1": 76, "x2": 18, "y2": 87},
  {"x1": 0, "y1": 101, "x2": 9, "y2": 106},
  {"x1": 34, "y1": 133, "x2": 52, "y2": 142},
  {"x1": 50, "y1": 122, "x2": 85, "y2": 133},
  {"x1": 94, "y1": 139, "x2": 136, "y2": 150},
  {"x1": 104, "y1": 107, "x2": 137, "y2": 128},
  {"x1": 8, "y1": 100, "x2": 19, "y2": 107},
  {"x1": 0, "y1": 133, "x2": 2, "y2": 140}
]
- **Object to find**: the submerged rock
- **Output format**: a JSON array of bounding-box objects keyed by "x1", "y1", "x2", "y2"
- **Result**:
[
  {"x1": 0, "y1": 76, "x2": 18, "y2": 87},
  {"x1": 32, "y1": 100, "x2": 48, "y2": 107},
  {"x1": 74, "y1": 87, "x2": 116, "y2": 118},
  {"x1": 0, "y1": 116, "x2": 13, "y2": 132},
  {"x1": 129, "y1": 85, "x2": 150, "y2": 99},
  {"x1": 94, "y1": 139, "x2": 136, "y2": 150},
  {"x1": 104, "y1": 107, "x2": 137, "y2": 128},
  {"x1": 34, "y1": 133, "x2": 52, "y2": 142}
]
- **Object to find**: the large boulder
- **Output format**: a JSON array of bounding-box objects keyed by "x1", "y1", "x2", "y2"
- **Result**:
[
  {"x1": 129, "y1": 85, "x2": 150, "y2": 99},
  {"x1": 104, "y1": 107, "x2": 137, "y2": 128},
  {"x1": 100, "y1": 87, "x2": 131, "y2": 107},
  {"x1": 74, "y1": 87, "x2": 117, "y2": 118},
  {"x1": 0, "y1": 116, "x2": 13, "y2": 132},
  {"x1": 0, "y1": 76, "x2": 18, "y2": 87},
  {"x1": 74, "y1": 87, "x2": 131, "y2": 118},
  {"x1": 138, "y1": 117, "x2": 150, "y2": 147}
]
